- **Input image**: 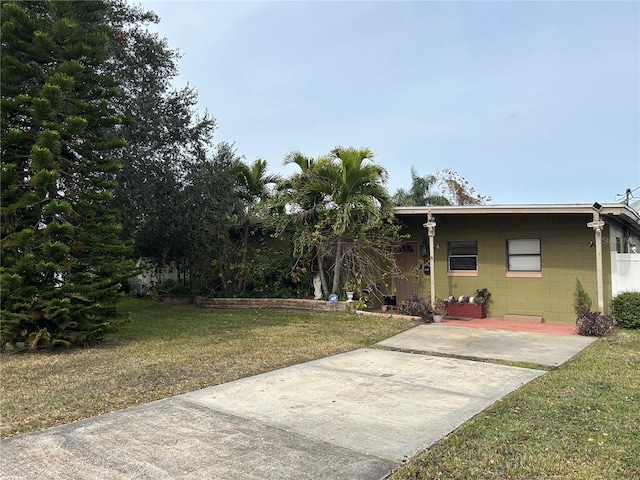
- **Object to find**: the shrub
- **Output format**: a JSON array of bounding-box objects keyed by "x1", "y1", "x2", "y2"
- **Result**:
[
  {"x1": 473, "y1": 288, "x2": 492, "y2": 305},
  {"x1": 573, "y1": 279, "x2": 592, "y2": 319},
  {"x1": 400, "y1": 294, "x2": 433, "y2": 323},
  {"x1": 473, "y1": 288, "x2": 492, "y2": 315},
  {"x1": 242, "y1": 250, "x2": 305, "y2": 298},
  {"x1": 152, "y1": 279, "x2": 193, "y2": 296},
  {"x1": 611, "y1": 291, "x2": 640, "y2": 329},
  {"x1": 575, "y1": 311, "x2": 614, "y2": 337}
]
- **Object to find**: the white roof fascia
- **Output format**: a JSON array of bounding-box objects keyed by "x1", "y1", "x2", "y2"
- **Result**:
[{"x1": 392, "y1": 204, "x2": 640, "y2": 230}]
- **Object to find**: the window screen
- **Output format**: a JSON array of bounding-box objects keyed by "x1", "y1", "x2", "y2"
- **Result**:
[{"x1": 507, "y1": 239, "x2": 541, "y2": 271}]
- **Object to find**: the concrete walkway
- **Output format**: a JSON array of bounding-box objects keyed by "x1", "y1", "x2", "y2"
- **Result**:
[
  {"x1": 441, "y1": 316, "x2": 578, "y2": 336},
  {"x1": 0, "y1": 324, "x2": 598, "y2": 480},
  {"x1": 378, "y1": 324, "x2": 597, "y2": 367}
]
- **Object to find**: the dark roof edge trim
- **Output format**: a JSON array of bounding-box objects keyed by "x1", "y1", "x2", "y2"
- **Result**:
[{"x1": 392, "y1": 204, "x2": 640, "y2": 227}]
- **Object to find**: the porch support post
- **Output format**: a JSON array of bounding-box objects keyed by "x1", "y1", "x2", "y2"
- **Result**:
[
  {"x1": 427, "y1": 211, "x2": 436, "y2": 306},
  {"x1": 593, "y1": 211, "x2": 605, "y2": 311}
]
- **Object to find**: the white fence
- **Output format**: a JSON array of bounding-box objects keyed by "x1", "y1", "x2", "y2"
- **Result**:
[
  {"x1": 611, "y1": 252, "x2": 640, "y2": 296},
  {"x1": 128, "y1": 258, "x2": 185, "y2": 295}
]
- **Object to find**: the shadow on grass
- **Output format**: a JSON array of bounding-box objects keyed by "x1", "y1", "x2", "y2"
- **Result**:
[{"x1": 115, "y1": 297, "x2": 320, "y2": 343}]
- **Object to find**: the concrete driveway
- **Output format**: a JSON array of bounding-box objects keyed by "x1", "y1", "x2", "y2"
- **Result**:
[{"x1": 0, "y1": 324, "x2": 597, "y2": 480}]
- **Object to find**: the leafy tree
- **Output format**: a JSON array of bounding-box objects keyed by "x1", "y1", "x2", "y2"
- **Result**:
[
  {"x1": 183, "y1": 142, "x2": 247, "y2": 293},
  {"x1": 137, "y1": 142, "x2": 248, "y2": 295},
  {"x1": 436, "y1": 168, "x2": 491, "y2": 205},
  {"x1": 103, "y1": 0, "x2": 217, "y2": 263},
  {"x1": 100, "y1": 1, "x2": 249, "y2": 296},
  {"x1": 1, "y1": 1, "x2": 134, "y2": 347},
  {"x1": 393, "y1": 167, "x2": 451, "y2": 206}
]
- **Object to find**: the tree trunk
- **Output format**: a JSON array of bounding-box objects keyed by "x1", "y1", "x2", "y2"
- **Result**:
[
  {"x1": 317, "y1": 245, "x2": 330, "y2": 298},
  {"x1": 331, "y1": 239, "x2": 343, "y2": 294},
  {"x1": 236, "y1": 218, "x2": 250, "y2": 292}
]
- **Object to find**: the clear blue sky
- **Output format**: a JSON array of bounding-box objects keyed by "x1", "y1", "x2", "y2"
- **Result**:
[{"x1": 139, "y1": 0, "x2": 639, "y2": 205}]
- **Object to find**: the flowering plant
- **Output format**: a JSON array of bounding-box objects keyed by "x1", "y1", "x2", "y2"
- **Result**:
[
  {"x1": 432, "y1": 299, "x2": 446, "y2": 315},
  {"x1": 444, "y1": 288, "x2": 491, "y2": 306}
]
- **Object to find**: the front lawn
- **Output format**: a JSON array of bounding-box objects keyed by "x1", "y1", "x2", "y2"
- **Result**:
[{"x1": 0, "y1": 298, "x2": 414, "y2": 438}]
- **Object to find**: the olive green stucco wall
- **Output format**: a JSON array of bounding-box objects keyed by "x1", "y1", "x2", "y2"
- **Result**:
[{"x1": 397, "y1": 213, "x2": 611, "y2": 324}]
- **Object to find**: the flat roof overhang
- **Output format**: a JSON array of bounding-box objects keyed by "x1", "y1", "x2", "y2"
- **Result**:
[{"x1": 393, "y1": 204, "x2": 640, "y2": 233}]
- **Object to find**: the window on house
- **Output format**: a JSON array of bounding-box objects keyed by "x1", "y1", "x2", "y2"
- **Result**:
[
  {"x1": 507, "y1": 239, "x2": 541, "y2": 271},
  {"x1": 448, "y1": 241, "x2": 478, "y2": 271}
]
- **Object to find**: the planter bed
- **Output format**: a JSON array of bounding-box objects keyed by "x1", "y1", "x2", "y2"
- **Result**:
[{"x1": 445, "y1": 303, "x2": 487, "y2": 319}]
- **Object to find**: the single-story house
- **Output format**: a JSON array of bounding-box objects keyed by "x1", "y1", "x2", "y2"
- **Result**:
[{"x1": 392, "y1": 203, "x2": 640, "y2": 324}]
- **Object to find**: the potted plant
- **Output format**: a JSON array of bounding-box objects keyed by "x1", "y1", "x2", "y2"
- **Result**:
[
  {"x1": 432, "y1": 299, "x2": 446, "y2": 323},
  {"x1": 378, "y1": 281, "x2": 397, "y2": 312},
  {"x1": 382, "y1": 294, "x2": 397, "y2": 311},
  {"x1": 344, "y1": 279, "x2": 356, "y2": 301}
]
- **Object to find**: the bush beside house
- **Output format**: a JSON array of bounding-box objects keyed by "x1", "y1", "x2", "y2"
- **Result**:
[
  {"x1": 611, "y1": 291, "x2": 640, "y2": 329},
  {"x1": 573, "y1": 279, "x2": 614, "y2": 337},
  {"x1": 400, "y1": 294, "x2": 434, "y2": 322}
]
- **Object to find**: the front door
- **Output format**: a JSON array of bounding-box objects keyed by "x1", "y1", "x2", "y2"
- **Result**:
[{"x1": 394, "y1": 242, "x2": 420, "y2": 302}]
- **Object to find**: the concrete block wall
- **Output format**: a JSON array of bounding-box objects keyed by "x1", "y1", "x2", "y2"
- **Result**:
[{"x1": 401, "y1": 213, "x2": 606, "y2": 323}]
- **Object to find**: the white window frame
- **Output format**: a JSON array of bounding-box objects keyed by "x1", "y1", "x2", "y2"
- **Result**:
[
  {"x1": 448, "y1": 241, "x2": 478, "y2": 272},
  {"x1": 507, "y1": 239, "x2": 541, "y2": 272}
]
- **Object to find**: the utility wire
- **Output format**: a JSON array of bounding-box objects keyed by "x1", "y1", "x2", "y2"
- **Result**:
[{"x1": 614, "y1": 186, "x2": 640, "y2": 205}]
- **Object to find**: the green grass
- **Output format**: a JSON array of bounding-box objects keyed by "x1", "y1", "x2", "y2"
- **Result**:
[
  {"x1": 391, "y1": 329, "x2": 640, "y2": 480},
  {"x1": 0, "y1": 298, "x2": 414, "y2": 438}
]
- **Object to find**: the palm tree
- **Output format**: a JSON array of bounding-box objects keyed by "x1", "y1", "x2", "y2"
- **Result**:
[
  {"x1": 392, "y1": 167, "x2": 451, "y2": 206},
  {"x1": 281, "y1": 151, "x2": 332, "y2": 296},
  {"x1": 235, "y1": 159, "x2": 280, "y2": 291},
  {"x1": 283, "y1": 150, "x2": 316, "y2": 172},
  {"x1": 275, "y1": 146, "x2": 393, "y2": 298},
  {"x1": 237, "y1": 158, "x2": 280, "y2": 213},
  {"x1": 320, "y1": 147, "x2": 392, "y2": 294},
  {"x1": 282, "y1": 150, "x2": 328, "y2": 223}
]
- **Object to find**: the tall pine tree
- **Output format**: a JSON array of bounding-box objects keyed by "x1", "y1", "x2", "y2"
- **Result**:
[{"x1": 1, "y1": 1, "x2": 134, "y2": 348}]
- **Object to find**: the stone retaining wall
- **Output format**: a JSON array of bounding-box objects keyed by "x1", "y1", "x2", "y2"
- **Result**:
[
  {"x1": 194, "y1": 296, "x2": 348, "y2": 312},
  {"x1": 161, "y1": 295, "x2": 419, "y2": 320}
]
